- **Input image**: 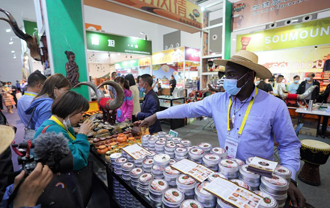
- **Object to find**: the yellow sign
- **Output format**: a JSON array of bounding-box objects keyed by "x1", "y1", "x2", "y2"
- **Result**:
[
  {"x1": 256, "y1": 45, "x2": 330, "y2": 73},
  {"x1": 152, "y1": 47, "x2": 185, "y2": 65},
  {"x1": 138, "y1": 57, "x2": 151, "y2": 66},
  {"x1": 237, "y1": 17, "x2": 330, "y2": 52}
]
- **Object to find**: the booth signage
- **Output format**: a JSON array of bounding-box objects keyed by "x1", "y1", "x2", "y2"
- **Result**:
[
  {"x1": 23, "y1": 20, "x2": 37, "y2": 37},
  {"x1": 139, "y1": 57, "x2": 151, "y2": 66},
  {"x1": 107, "y1": 0, "x2": 202, "y2": 29},
  {"x1": 256, "y1": 45, "x2": 330, "y2": 73},
  {"x1": 236, "y1": 17, "x2": 330, "y2": 52},
  {"x1": 115, "y1": 60, "x2": 139, "y2": 69},
  {"x1": 185, "y1": 47, "x2": 200, "y2": 61},
  {"x1": 232, "y1": 0, "x2": 330, "y2": 31},
  {"x1": 86, "y1": 31, "x2": 152, "y2": 55},
  {"x1": 152, "y1": 47, "x2": 184, "y2": 65}
]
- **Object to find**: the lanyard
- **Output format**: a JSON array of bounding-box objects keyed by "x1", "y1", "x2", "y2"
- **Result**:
[
  {"x1": 24, "y1": 93, "x2": 36, "y2": 97},
  {"x1": 50, "y1": 115, "x2": 76, "y2": 141},
  {"x1": 227, "y1": 88, "x2": 258, "y2": 136}
]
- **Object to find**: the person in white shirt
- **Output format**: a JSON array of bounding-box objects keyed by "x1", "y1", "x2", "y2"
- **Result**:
[
  {"x1": 272, "y1": 75, "x2": 286, "y2": 95},
  {"x1": 288, "y1": 75, "x2": 300, "y2": 94}
]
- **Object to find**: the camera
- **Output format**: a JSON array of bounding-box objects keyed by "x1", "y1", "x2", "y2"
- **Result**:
[{"x1": 11, "y1": 132, "x2": 74, "y2": 175}]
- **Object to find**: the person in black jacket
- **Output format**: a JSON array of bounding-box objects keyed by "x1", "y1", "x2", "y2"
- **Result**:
[
  {"x1": 136, "y1": 74, "x2": 162, "y2": 134},
  {"x1": 297, "y1": 73, "x2": 320, "y2": 102},
  {"x1": 256, "y1": 78, "x2": 273, "y2": 93},
  {"x1": 169, "y1": 75, "x2": 176, "y2": 96}
]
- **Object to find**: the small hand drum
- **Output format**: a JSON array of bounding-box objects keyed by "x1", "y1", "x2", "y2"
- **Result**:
[{"x1": 298, "y1": 139, "x2": 330, "y2": 186}]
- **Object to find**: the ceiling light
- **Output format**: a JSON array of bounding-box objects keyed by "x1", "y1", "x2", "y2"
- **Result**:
[
  {"x1": 11, "y1": 51, "x2": 15, "y2": 53},
  {"x1": 140, "y1": 32, "x2": 145, "y2": 35},
  {"x1": 9, "y1": 38, "x2": 13, "y2": 44},
  {"x1": 201, "y1": 7, "x2": 205, "y2": 11},
  {"x1": 13, "y1": 54, "x2": 16, "y2": 59},
  {"x1": 6, "y1": 29, "x2": 11, "y2": 32}
]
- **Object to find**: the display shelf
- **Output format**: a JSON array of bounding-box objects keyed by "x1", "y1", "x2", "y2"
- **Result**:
[{"x1": 90, "y1": 149, "x2": 156, "y2": 208}]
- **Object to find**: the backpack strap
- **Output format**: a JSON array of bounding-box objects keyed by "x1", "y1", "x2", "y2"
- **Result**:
[
  {"x1": 41, "y1": 125, "x2": 51, "y2": 134},
  {"x1": 26, "y1": 107, "x2": 36, "y2": 129}
]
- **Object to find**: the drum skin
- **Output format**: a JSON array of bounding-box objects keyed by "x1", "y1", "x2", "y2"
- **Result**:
[{"x1": 300, "y1": 140, "x2": 330, "y2": 165}]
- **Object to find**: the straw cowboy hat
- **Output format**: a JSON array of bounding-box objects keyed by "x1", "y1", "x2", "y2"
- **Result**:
[
  {"x1": 213, "y1": 50, "x2": 272, "y2": 79},
  {"x1": 0, "y1": 125, "x2": 15, "y2": 154}
]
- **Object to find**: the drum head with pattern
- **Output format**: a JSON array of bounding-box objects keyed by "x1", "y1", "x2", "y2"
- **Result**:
[{"x1": 301, "y1": 140, "x2": 330, "y2": 151}]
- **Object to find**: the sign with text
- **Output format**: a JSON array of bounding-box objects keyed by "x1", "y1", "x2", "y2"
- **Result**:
[
  {"x1": 236, "y1": 17, "x2": 330, "y2": 52},
  {"x1": 114, "y1": 60, "x2": 139, "y2": 69},
  {"x1": 232, "y1": 0, "x2": 330, "y2": 31},
  {"x1": 185, "y1": 47, "x2": 200, "y2": 61},
  {"x1": 152, "y1": 47, "x2": 184, "y2": 64},
  {"x1": 139, "y1": 57, "x2": 151, "y2": 66},
  {"x1": 256, "y1": 45, "x2": 330, "y2": 73},
  {"x1": 107, "y1": 0, "x2": 202, "y2": 29},
  {"x1": 86, "y1": 31, "x2": 152, "y2": 55}
]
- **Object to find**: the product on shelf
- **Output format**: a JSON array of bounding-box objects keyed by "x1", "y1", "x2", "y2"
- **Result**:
[
  {"x1": 176, "y1": 174, "x2": 197, "y2": 199},
  {"x1": 149, "y1": 179, "x2": 169, "y2": 203},
  {"x1": 218, "y1": 159, "x2": 239, "y2": 179},
  {"x1": 194, "y1": 181, "x2": 216, "y2": 207},
  {"x1": 162, "y1": 188, "x2": 185, "y2": 208}
]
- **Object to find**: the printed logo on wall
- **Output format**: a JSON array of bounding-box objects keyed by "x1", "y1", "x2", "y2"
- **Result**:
[{"x1": 232, "y1": 0, "x2": 330, "y2": 31}]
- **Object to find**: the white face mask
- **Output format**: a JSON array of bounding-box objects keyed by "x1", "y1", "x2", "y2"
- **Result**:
[{"x1": 63, "y1": 117, "x2": 71, "y2": 129}]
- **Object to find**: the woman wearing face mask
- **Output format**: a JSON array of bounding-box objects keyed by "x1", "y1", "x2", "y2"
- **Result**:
[
  {"x1": 288, "y1": 75, "x2": 300, "y2": 94},
  {"x1": 125, "y1": 74, "x2": 141, "y2": 122},
  {"x1": 114, "y1": 77, "x2": 133, "y2": 122},
  {"x1": 33, "y1": 91, "x2": 93, "y2": 170},
  {"x1": 25, "y1": 74, "x2": 71, "y2": 130},
  {"x1": 0, "y1": 82, "x2": 15, "y2": 113}
]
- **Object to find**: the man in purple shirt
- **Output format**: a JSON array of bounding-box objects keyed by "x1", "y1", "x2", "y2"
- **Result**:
[{"x1": 139, "y1": 51, "x2": 305, "y2": 207}]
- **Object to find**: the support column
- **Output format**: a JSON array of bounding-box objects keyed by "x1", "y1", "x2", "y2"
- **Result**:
[{"x1": 42, "y1": 0, "x2": 89, "y2": 99}]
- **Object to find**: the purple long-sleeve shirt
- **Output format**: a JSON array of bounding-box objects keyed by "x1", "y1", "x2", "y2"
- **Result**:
[{"x1": 157, "y1": 87, "x2": 301, "y2": 179}]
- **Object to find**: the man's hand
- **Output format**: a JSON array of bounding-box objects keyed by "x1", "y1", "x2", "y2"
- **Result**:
[
  {"x1": 139, "y1": 114, "x2": 157, "y2": 128},
  {"x1": 13, "y1": 163, "x2": 54, "y2": 208},
  {"x1": 287, "y1": 182, "x2": 306, "y2": 208}
]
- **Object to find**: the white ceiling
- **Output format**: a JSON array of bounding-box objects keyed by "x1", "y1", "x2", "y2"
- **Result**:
[
  {"x1": 0, "y1": 0, "x2": 37, "y2": 82},
  {"x1": 87, "y1": 50, "x2": 148, "y2": 64}
]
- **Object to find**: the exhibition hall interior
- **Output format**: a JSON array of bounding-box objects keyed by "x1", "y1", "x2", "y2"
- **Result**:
[{"x1": 0, "y1": 0, "x2": 330, "y2": 208}]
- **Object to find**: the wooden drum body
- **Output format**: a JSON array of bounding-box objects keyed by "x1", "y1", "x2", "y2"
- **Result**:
[{"x1": 298, "y1": 140, "x2": 330, "y2": 186}]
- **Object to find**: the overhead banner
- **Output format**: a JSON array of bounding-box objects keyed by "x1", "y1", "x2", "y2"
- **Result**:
[
  {"x1": 152, "y1": 47, "x2": 184, "y2": 64},
  {"x1": 107, "y1": 0, "x2": 202, "y2": 29},
  {"x1": 86, "y1": 31, "x2": 152, "y2": 55},
  {"x1": 232, "y1": 0, "x2": 330, "y2": 31},
  {"x1": 236, "y1": 17, "x2": 330, "y2": 52},
  {"x1": 256, "y1": 45, "x2": 330, "y2": 74}
]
